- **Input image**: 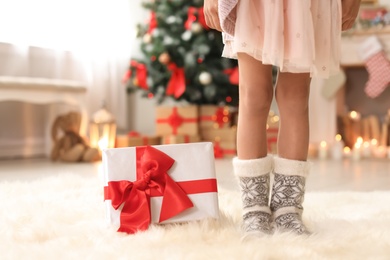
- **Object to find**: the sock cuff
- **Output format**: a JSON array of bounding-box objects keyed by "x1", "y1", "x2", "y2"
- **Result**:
[
  {"x1": 273, "y1": 156, "x2": 311, "y2": 177},
  {"x1": 272, "y1": 206, "x2": 303, "y2": 220},
  {"x1": 233, "y1": 155, "x2": 273, "y2": 177},
  {"x1": 243, "y1": 205, "x2": 271, "y2": 215}
]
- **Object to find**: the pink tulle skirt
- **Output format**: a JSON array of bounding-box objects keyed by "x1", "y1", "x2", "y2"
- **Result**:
[{"x1": 222, "y1": 0, "x2": 342, "y2": 78}]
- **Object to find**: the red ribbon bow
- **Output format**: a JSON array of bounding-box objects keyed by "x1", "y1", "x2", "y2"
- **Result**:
[
  {"x1": 223, "y1": 67, "x2": 239, "y2": 85},
  {"x1": 105, "y1": 146, "x2": 193, "y2": 234},
  {"x1": 132, "y1": 60, "x2": 149, "y2": 90},
  {"x1": 156, "y1": 107, "x2": 197, "y2": 135},
  {"x1": 185, "y1": 7, "x2": 209, "y2": 30},
  {"x1": 123, "y1": 60, "x2": 149, "y2": 90},
  {"x1": 213, "y1": 108, "x2": 230, "y2": 128},
  {"x1": 200, "y1": 107, "x2": 230, "y2": 128},
  {"x1": 148, "y1": 12, "x2": 158, "y2": 34},
  {"x1": 166, "y1": 63, "x2": 186, "y2": 98}
]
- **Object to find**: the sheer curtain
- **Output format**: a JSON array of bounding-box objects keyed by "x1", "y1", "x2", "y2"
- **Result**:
[{"x1": 0, "y1": 0, "x2": 134, "y2": 129}]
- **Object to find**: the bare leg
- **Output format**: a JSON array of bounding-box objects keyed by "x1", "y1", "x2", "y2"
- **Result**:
[
  {"x1": 233, "y1": 53, "x2": 274, "y2": 237},
  {"x1": 236, "y1": 53, "x2": 274, "y2": 159},
  {"x1": 275, "y1": 72, "x2": 311, "y2": 161},
  {"x1": 271, "y1": 72, "x2": 312, "y2": 235}
]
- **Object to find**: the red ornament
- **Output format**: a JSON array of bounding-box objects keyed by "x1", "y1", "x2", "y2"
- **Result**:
[
  {"x1": 148, "y1": 93, "x2": 154, "y2": 99},
  {"x1": 158, "y1": 52, "x2": 171, "y2": 65},
  {"x1": 226, "y1": 96, "x2": 232, "y2": 103}
]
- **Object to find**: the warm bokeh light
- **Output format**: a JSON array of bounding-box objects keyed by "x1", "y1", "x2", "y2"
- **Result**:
[
  {"x1": 343, "y1": 147, "x2": 351, "y2": 154},
  {"x1": 349, "y1": 111, "x2": 361, "y2": 121}
]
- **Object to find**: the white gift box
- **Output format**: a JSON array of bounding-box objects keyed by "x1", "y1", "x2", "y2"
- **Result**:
[{"x1": 103, "y1": 142, "x2": 219, "y2": 232}]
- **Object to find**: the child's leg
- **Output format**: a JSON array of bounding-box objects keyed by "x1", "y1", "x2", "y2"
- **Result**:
[
  {"x1": 275, "y1": 72, "x2": 311, "y2": 160},
  {"x1": 236, "y1": 53, "x2": 274, "y2": 159},
  {"x1": 271, "y1": 72, "x2": 311, "y2": 235},
  {"x1": 233, "y1": 53, "x2": 274, "y2": 236}
]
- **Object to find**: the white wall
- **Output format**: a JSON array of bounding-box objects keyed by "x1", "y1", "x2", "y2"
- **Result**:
[{"x1": 379, "y1": 0, "x2": 390, "y2": 6}]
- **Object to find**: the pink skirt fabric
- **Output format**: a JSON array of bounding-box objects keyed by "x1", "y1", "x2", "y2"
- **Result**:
[{"x1": 222, "y1": 0, "x2": 342, "y2": 78}]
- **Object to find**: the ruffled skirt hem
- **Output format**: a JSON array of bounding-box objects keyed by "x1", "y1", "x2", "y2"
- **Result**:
[{"x1": 222, "y1": 0, "x2": 342, "y2": 78}]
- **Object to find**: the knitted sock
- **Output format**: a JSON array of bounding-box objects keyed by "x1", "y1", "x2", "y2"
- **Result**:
[
  {"x1": 364, "y1": 51, "x2": 390, "y2": 98},
  {"x1": 358, "y1": 36, "x2": 390, "y2": 98},
  {"x1": 233, "y1": 155, "x2": 273, "y2": 235},
  {"x1": 270, "y1": 156, "x2": 311, "y2": 235}
]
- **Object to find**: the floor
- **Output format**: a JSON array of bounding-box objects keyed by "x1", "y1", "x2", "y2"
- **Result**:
[{"x1": 0, "y1": 156, "x2": 389, "y2": 192}]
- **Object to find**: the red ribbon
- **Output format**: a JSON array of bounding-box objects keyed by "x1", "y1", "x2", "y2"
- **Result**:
[
  {"x1": 131, "y1": 60, "x2": 149, "y2": 90},
  {"x1": 223, "y1": 67, "x2": 239, "y2": 85},
  {"x1": 185, "y1": 7, "x2": 209, "y2": 30},
  {"x1": 200, "y1": 107, "x2": 230, "y2": 128},
  {"x1": 214, "y1": 141, "x2": 236, "y2": 159},
  {"x1": 166, "y1": 63, "x2": 186, "y2": 98},
  {"x1": 156, "y1": 107, "x2": 197, "y2": 135},
  {"x1": 128, "y1": 131, "x2": 141, "y2": 137},
  {"x1": 104, "y1": 146, "x2": 194, "y2": 234},
  {"x1": 148, "y1": 12, "x2": 157, "y2": 34}
]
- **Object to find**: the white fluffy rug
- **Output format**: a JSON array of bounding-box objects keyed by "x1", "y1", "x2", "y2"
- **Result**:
[{"x1": 1, "y1": 174, "x2": 390, "y2": 260}]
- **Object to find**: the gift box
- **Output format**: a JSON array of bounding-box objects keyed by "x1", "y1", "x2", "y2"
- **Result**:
[
  {"x1": 162, "y1": 134, "x2": 201, "y2": 144},
  {"x1": 201, "y1": 128, "x2": 237, "y2": 158},
  {"x1": 213, "y1": 139, "x2": 237, "y2": 158},
  {"x1": 199, "y1": 105, "x2": 231, "y2": 129},
  {"x1": 103, "y1": 142, "x2": 219, "y2": 234},
  {"x1": 127, "y1": 131, "x2": 161, "y2": 147},
  {"x1": 156, "y1": 106, "x2": 198, "y2": 136},
  {"x1": 115, "y1": 135, "x2": 130, "y2": 148}
]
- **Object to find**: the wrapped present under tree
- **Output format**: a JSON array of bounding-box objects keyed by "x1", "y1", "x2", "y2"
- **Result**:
[
  {"x1": 201, "y1": 128, "x2": 237, "y2": 158},
  {"x1": 156, "y1": 105, "x2": 199, "y2": 136},
  {"x1": 199, "y1": 105, "x2": 232, "y2": 130},
  {"x1": 162, "y1": 134, "x2": 201, "y2": 145}
]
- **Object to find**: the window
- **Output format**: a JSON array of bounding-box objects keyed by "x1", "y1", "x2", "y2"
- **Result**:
[{"x1": 0, "y1": 0, "x2": 132, "y2": 58}]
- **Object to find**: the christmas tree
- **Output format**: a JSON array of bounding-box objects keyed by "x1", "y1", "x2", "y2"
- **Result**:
[{"x1": 123, "y1": 0, "x2": 239, "y2": 107}]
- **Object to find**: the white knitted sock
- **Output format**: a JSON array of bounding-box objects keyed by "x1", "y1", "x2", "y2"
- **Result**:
[
  {"x1": 233, "y1": 155, "x2": 273, "y2": 235},
  {"x1": 270, "y1": 156, "x2": 311, "y2": 235}
]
